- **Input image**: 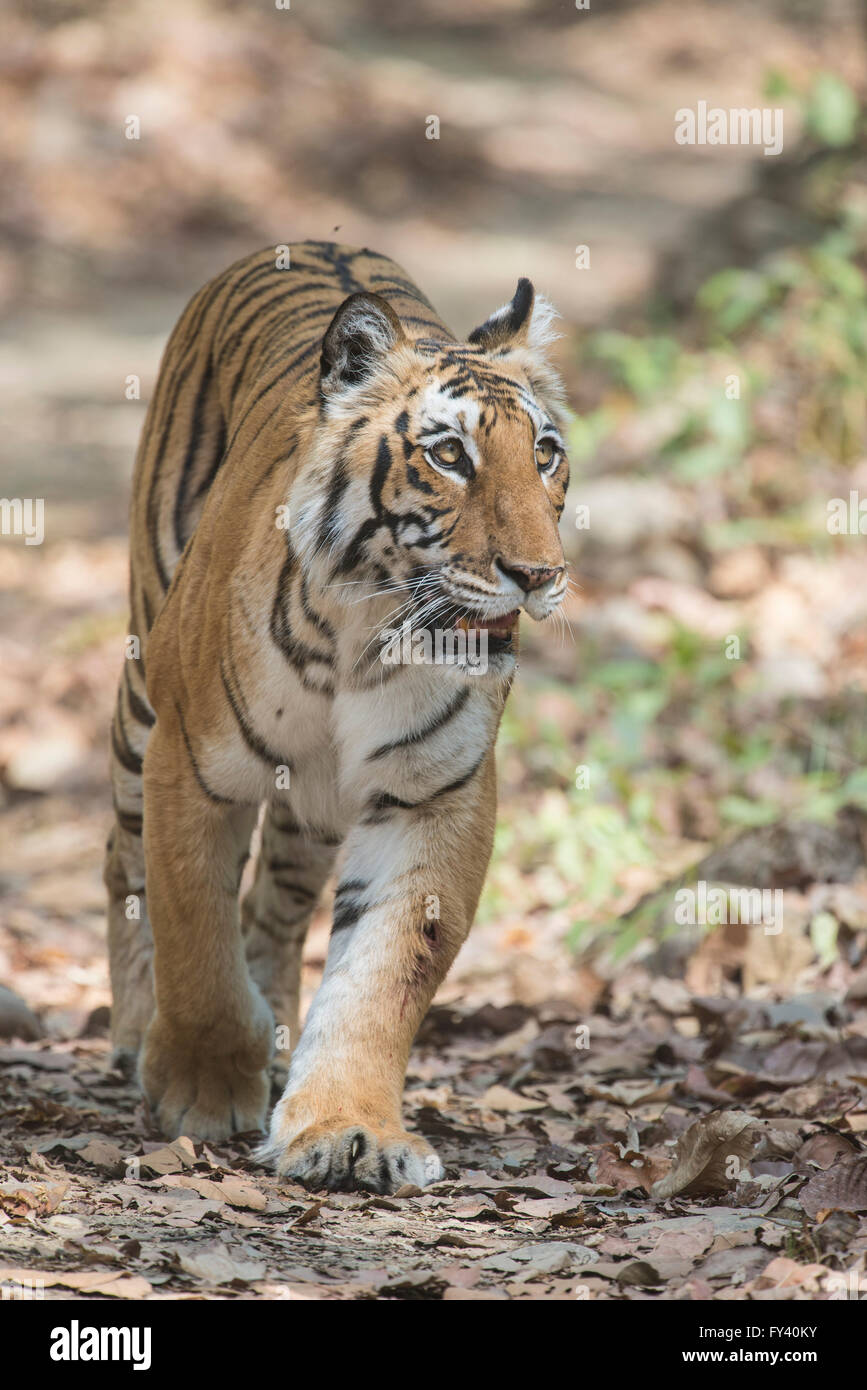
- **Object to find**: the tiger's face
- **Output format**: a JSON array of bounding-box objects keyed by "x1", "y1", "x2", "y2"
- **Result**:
[{"x1": 299, "y1": 279, "x2": 570, "y2": 664}]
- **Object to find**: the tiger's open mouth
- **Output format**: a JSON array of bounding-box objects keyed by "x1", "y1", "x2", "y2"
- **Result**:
[{"x1": 453, "y1": 609, "x2": 519, "y2": 653}]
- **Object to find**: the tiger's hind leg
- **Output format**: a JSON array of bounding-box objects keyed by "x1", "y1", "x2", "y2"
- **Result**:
[
  {"x1": 104, "y1": 665, "x2": 156, "y2": 1073},
  {"x1": 242, "y1": 807, "x2": 340, "y2": 1077}
]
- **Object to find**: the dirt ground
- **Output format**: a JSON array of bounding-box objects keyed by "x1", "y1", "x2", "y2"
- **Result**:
[
  {"x1": 2, "y1": 533, "x2": 867, "y2": 1301},
  {"x1": 2, "y1": 0, "x2": 867, "y2": 1302}
]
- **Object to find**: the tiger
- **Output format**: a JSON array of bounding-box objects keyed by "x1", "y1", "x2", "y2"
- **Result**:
[{"x1": 104, "y1": 240, "x2": 570, "y2": 1194}]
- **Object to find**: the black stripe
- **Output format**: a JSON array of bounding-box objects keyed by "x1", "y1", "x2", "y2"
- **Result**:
[
  {"x1": 173, "y1": 356, "x2": 220, "y2": 553},
  {"x1": 299, "y1": 572, "x2": 336, "y2": 642},
  {"x1": 111, "y1": 708, "x2": 143, "y2": 776},
  {"x1": 255, "y1": 908, "x2": 312, "y2": 943},
  {"x1": 190, "y1": 414, "x2": 228, "y2": 503},
  {"x1": 369, "y1": 433, "x2": 392, "y2": 511},
  {"x1": 364, "y1": 749, "x2": 486, "y2": 820},
  {"x1": 116, "y1": 809, "x2": 143, "y2": 836},
  {"x1": 225, "y1": 330, "x2": 262, "y2": 410},
  {"x1": 221, "y1": 285, "x2": 326, "y2": 386},
  {"x1": 368, "y1": 687, "x2": 471, "y2": 760},
  {"x1": 124, "y1": 665, "x2": 156, "y2": 727},
  {"x1": 216, "y1": 270, "x2": 300, "y2": 344},
  {"x1": 270, "y1": 544, "x2": 336, "y2": 687},
  {"x1": 400, "y1": 314, "x2": 453, "y2": 335},
  {"x1": 141, "y1": 587, "x2": 155, "y2": 634},
  {"x1": 176, "y1": 701, "x2": 236, "y2": 805},
  {"x1": 269, "y1": 811, "x2": 343, "y2": 846},
  {"x1": 368, "y1": 273, "x2": 440, "y2": 315},
  {"x1": 334, "y1": 879, "x2": 369, "y2": 898},
  {"x1": 145, "y1": 351, "x2": 199, "y2": 590},
  {"x1": 221, "y1": 632, "x2": 293, "y2": 770},
  {"x1": 315, "y1": 449, "x2": 352, "y2": 552},
  {"x1": 223, "y1": 335, "x2": 322, "y2": 460},
  {"x1": 145, "y1": 265, "x2": 236, "y2": 449},
  {"x1": 330, "y1": 431, "x2": 393, "y2": 577},
  {"x1": 265, "y1": 857, "x2": 308, "y2": 874},
  {"x1": 332, "y1": 897, "x2": 367, "y2": 935}
]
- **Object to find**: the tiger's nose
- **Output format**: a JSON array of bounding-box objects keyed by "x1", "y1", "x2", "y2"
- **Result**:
[{"x1": 497, "y1": 560, "x2": 564, "y2": 593}]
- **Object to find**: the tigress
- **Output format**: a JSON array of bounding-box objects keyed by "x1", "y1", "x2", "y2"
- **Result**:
[{"x1": 105, "y1": 240, "x2": 570, "y2": 1193}]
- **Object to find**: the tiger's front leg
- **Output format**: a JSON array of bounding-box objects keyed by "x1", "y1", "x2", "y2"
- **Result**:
[
  {"x1": 261, "y1": 748, "x2": 496, "y2": 1193},
  {"x1": 139, "y1": 712, "x2": 274, "y2": 1140}
]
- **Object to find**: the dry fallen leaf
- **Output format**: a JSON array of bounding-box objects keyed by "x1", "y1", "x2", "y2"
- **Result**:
[
  {"x1": 480, "y1": 1085, "x2": 547, "y2": 1113},
  {"x1": 138, "y1": 1138, "x2": 197, "y2": 1176},
  {"x1": 794, "y1": 1130, "x2": 860, "y2": 1174},
  {"x1": 0, "y1": 1179, "x2": 68, "y2": 1221},
  {"x1": 219, "y1": 1176, "x2": 268, "y2": 1211},
  {"x1": 0, "y1": 1266, "x2": 151, "y2": 1299},
  {"x1": 799, "y1": 1154, "x2": 867, "y2": 1219},
  {"x1": 290, "y1": 1199, "x2": 326, "y2": 1228},
  {"x1": 174, "y1": 1240, "x2": 267, "y2": 1285},
  {"x1": 158, "y1": 1173, "x2": 268, "y2": 1211},
  {"x1": 755, "y1": 1256, "x2": 830, "y2": 1291},
  {"x1": 650, "y1": 1111, "x2": 759, "y2": 1199},
  {"x1": 593, "y1": 1145, "x2": 667, "y2": 1195},
  {"x1": 78, "y1": 1138, "x2": 127, "y2": 1174},
  {"x1": 583, "y1": 1078, "x2": 675, "y2": 1106}
]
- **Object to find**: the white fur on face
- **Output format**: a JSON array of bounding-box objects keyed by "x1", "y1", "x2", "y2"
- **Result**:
[
  {"x1": 525, "y1": 292, "x2": 561, "y2": 351},
  {"x1": 418, "y1": 383, "x2": 481, "y2": 475}
]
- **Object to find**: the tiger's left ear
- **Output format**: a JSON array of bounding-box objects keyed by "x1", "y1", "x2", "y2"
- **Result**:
[{"x1": 468, "y1": 278, "x2": 560, "y2": 353}]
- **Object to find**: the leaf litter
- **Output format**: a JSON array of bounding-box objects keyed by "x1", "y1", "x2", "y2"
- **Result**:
[{"x1": 3, "y1": 962, "x2": 867, "y2": 1300}]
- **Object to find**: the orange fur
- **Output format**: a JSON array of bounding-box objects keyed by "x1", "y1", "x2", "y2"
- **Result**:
[{"x1": 105, "y1": 242, "x2": 569, "y2": 1190}]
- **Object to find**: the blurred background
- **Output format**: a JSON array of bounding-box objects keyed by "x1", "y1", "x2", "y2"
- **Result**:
[{"x1": 1, "y1": 0, "x2": 867, "y2": 1036}]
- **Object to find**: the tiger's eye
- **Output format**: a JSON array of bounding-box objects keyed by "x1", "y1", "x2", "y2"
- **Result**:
[
  {"x1": 535, "y1": 438, "x2": 557, "y2": 469},
  {"x1": 433, "y1": 438, "x2": 463, "y2": 467}
]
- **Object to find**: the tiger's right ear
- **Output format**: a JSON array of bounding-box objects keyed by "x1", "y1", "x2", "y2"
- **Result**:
[{"x1": 319, "y1": 292, "x2": 407, "y2": 400}]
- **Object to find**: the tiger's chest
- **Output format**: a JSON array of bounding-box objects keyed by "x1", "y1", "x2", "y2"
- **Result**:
[{"x1": 218, "y1": 619, "x2": 498, "y2": 830}]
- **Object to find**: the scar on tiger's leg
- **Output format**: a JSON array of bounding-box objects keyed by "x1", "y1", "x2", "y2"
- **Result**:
[{"x1": 261, "y1": 779, "x2": 495, "y2": 1192}]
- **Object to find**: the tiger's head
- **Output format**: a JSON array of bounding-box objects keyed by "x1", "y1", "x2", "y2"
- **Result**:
[{"x1": 297, "y1": 279, "x2": 570, "y2": 669}]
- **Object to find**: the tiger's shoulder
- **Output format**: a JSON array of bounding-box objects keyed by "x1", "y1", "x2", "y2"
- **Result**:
[{"x1": 129, "y1": 242, "x2": 451, "y2": 631}]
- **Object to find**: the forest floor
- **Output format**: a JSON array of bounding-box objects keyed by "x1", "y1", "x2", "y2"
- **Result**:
[
  {"x1": 1, "y1": 533, "x2": 867, "y2": 1301},
  {"x1": 2, "y1": 0, "x2": 867, "y2": 1301}
]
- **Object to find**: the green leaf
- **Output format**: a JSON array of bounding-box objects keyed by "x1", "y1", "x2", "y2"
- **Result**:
[
  {"x1": 697, "y1": 268, "x2": 773, "y2": 335},
  {"x1": 718, "y1": 795, "x2": 780, "y2": 827},
  {"x1": 810, "y1": 910, "x2": 839, "y2": 968},
  {"x1": 842, "y1": 769, "x2": 867, "y2": 811},
  {"x1": 805, "y1": 73, "x2": 859, "y2": 148},
  {"x1": 763, "y1": 67, "x2": 797, "y2": 102}
]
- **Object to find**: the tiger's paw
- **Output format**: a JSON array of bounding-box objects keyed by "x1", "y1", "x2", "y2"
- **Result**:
[
  {"x1": 259, "y1": 1110, "x2": 444, "y2": 1194},
  {"x1": 140, "y1": 994, "x2": 274, "y2": 1142}
]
